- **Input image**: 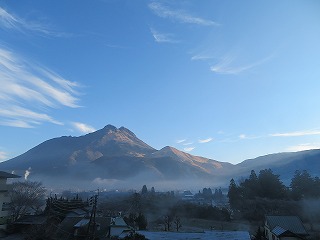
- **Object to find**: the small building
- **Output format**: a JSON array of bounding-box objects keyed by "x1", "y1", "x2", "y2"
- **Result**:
[
  {"x1": 264, "y1": 215, "x2": 309, "y2": 240},
  {"x1": 181, "y1": 190, "x2": 194, "y2": 201},
  {"x1": 0, "y1": 171, "x2": 20, "y2": 230},
  {"x1": 56, "y1": 215, "x2": 132, "y2": 239}
]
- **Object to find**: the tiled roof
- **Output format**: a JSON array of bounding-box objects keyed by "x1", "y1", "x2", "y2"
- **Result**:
[
  {"x1": 272, "y1": 226, "x2": 287, "y2": 236},
  {"x1": 266, "y1": 216, "x2": 308, "y2": 235},
  {"x1": 74, "y1": 219, "x2": 90, "y2": 228}
]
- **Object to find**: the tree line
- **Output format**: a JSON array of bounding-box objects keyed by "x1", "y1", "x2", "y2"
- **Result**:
[{"x1": 227, "y1": 169, "x2": 320, "y2": 221}]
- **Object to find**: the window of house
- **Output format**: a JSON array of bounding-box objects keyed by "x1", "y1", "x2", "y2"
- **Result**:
[{"x1": 1, "y1": 202, "x2": 11, "y2": 211}]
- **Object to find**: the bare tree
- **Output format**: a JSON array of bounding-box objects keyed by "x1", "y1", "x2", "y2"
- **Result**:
[
  {"x1": 173, "y1": 216, "x2": 182, "y2": 232},
  {"x1": 163, "y1": 215, "x2": 172, "y2": 231},
  {"x1": 10, "y1": 181, "x2": 46, "y2": 221}
]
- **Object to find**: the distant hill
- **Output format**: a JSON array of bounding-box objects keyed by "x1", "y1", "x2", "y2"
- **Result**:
[
  {"x1": 1, "y1": 124, "x2": 319, "y2": 189},
  {"x1": 235, "y1": 149, "x2": 320, "y2": 183}
]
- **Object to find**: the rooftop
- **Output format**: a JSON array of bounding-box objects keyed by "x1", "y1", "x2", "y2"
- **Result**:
[
  {"x1": 0, "y1": 171, "x2": 20, "y2": 179},
  {"x1": 266, "y1": 215, "x2": 308, "y2": 236}
]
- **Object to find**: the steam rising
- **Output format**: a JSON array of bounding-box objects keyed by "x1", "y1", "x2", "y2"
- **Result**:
[{"x1": 24, "y1": 167, "x2": 31, "y2": 180}]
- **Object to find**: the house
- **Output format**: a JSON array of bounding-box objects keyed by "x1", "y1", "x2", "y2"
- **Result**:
[
  {"x1": 181, "y1": 190, "x2": 194, "y2": 201},
  {"x1": 109, "y1": 216, "x2": 133, "y2": 238},
  {"x1": 264, "y1": 215, "x2": 309, "y2": 240},
  {"x1": 14, "y1": 215, "x2": 47, "y2": 233},
  {"x1": 56, "y1": 215, "x2": 132, "y2": 239},
  {"x1": 0, "y1": 171, "x2": 20, "y2": 230}
]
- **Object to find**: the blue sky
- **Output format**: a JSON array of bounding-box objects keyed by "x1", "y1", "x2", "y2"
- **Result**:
[{"x1": 1, "y1": 0, "x2": 320, "y2": 164}]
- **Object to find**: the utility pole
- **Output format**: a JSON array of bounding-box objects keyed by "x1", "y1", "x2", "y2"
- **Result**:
[
  {"x1": 87, "y1": 193, "x2": 98, "y2": 240},
  {"x1": 87, "y1": 189, "x2": 100, "y2": 240}
]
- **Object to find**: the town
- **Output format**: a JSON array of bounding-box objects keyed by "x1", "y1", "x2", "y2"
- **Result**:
[{"x1": 0, "y1": 169, "x2": 319, "y2": 240}]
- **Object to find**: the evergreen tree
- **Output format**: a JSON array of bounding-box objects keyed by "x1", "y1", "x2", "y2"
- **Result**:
[
  {"x1": 313, "y1": 176, "x2": 320, "y2": 198},
  {"x1": 227, "y1": 178, "x2": 240, "y2": 208},
  {"x1": 141, "y1": 185, "x2": 148, "y2": 195},
  {"x1": 240, "y1": 170, "x2": 260, "y2": 199},
  {"x1": 290, "y1": 170, "x2": 317, "y2": 199},
  {"x1": 258, "y1": 169, "x2": 287, "y2": 199},
  {"x1": 136, "y1": 213, "x2": 148, "y2": 230},
  {"x1": 255, "y1": 227, "x2": 263, "y2": 240}
]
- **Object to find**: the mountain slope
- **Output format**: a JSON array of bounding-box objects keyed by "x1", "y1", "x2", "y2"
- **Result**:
[
  {"x1": 1, "y1": 124, "x2": 319, "y2": 188},
  {"x1": 235, "y1": 149, "x2": 320, "y2": 182},
  {"x1": 0, "y1": 125, "x2": 228, "y2": 185}
]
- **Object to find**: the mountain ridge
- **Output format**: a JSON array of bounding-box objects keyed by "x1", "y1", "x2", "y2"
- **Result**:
[{"x1": 1, "y1": 124, "x2": 319, "y2": 189}]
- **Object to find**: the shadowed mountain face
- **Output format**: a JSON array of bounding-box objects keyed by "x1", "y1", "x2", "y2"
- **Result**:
[
  {"x1": 1, "y1": 125, "x2": 320, "y2": 189},
  {"x1": 235, "y1": 149, "x2": 320, "y2": 184},
  {"x1": 0, "y1": 125, "x2": 230, "y2": 187}
]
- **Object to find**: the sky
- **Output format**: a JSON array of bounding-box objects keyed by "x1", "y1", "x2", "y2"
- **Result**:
[{"x1": 0, "y1": 0, "x2": 320, "y2": 164}]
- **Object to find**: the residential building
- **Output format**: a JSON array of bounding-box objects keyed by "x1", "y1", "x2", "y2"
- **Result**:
[
  {"x1": 264, "y1": 215, "x2": 309, "y2": 240},
  {"x1": 0, "y1": 171, "x2": 20, "y2": 230}
]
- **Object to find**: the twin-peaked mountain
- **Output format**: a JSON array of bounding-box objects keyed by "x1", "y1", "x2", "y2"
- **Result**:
[
  {"x1": 1, "y1": 124, "x2": 320, "y2": 188},
  {"x1": 0, "y1": 125, "x2": 232, "y2": 186}
]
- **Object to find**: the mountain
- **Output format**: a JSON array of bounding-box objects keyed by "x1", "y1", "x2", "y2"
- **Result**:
[
  {"x1": 235, "y1": 149, "x2": 320, "y2": 183},
  {"x1": 1, "y1": 124, "x2": 319, "y2": 189},
  {"x1": 0, "y1": 125, "x2": 230, "y2": 188}
]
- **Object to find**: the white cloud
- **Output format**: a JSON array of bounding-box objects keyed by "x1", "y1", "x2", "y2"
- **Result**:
[
  {"x1": 0, "y1": 47, "x2": 80, "y2": 128},
  {"x1": 150, "y1": 28, "x2": 179, "y2": 43},
  {"x1": 183, "y1": 142, "x2": 193, "y2": 146},
  {"x1": 286, "y1": 143, "x2": 320, "y2": 152},
  {"x1": 270, "y1": 129, "x2": 320, "y2": 137},
  {"x1": 198, "y1": 138, "x2": 213, "y2": 143},
  {"x1": 0, "y1": 106, "x2": 62, "y2": 127},
  {"x1": 0, "y1": 151, "x2": 8, "y2": 161},
  {"x1": 149, "y1": 2, "x2": 220, "y2": 26},
  {"x1": 176, "y1": 139, "x2": 186, "y2": 144},
  {"x1": 0, "y1": 6, "x2": 68, "y2": 37},
  {"x1": 210, "y1": 55, "x2": 272, "y2": 75},
  {"x1": 0, "y1": 6, "x2": 18, "y2": 30},
  {"x1": 239, "y1": 134, "x2": 247, "y2": 139},
  {"x1": 184, "y1": 147, "x2": 195, "y2": 152},
  {"x1": 72, "y1": 122, "x2": 96, "y2": 134},
  {"x1": 191, "y1": 54, "x2": 215, "y2": 61}
]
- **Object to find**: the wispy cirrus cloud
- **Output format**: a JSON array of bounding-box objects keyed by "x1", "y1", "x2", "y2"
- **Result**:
[
  {"x1": 191, "y1": 54, "x2": 215, "y2": 61},
  {"x1": 270, "y1": 129, "x2": 320, "y2": 137},
  {"x1": 198, "y1": 137, "x2": 213, "y2": 143},
  {"x1": 0, "y1": 6, "x2": 69, "y2": 37},
  {"x1": 0, "y1": 46, "x2": 81, "y2": 128},
  {"x1": 183, "y1": 142, "x2": 193, "y2": 146},
  {"x1": 286, "y1": 143, "x2": 320, "y2": 152},
  {"x1": 150, "y1": 28, "x2": 179, "y2": 43},
  {"x1": 149, "y1": 2, "x2": 219, "y2": 26},
  {"x1": 72, "y1": 122, "x2": 96, "y2": 134},
  {"x1": 176, "y1": 139, "x2": 186, "y2": 144},
  {"x1": 184, "y1": 147, "x2": 195, "y2": 152},
  {"x1": 210, "y1": 55, "x2": 272, "y2": 75}
]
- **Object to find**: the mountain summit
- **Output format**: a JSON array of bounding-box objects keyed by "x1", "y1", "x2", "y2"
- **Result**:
[
  {"x1": 2, "y1": 125, "x2": 318, "y2": 189},
  {"x1": 0, "y1": 125, "x2": 229, "y2": 188}
]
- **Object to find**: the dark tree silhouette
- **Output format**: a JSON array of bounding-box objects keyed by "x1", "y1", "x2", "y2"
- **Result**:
[
  {"x1": 173, "y1": 216, "x2": 182, "y2": 232},
  {"x1": 141, "y1": 185, "x2": 148, "y2": 195},
  {"x1": 227, "y1": 178, "x2": 240, "y2": 208}
]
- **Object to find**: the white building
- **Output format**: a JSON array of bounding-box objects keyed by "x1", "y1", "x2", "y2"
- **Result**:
[{"x1": 0, "y1": 171, "x2": 20, "y2": 230}]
